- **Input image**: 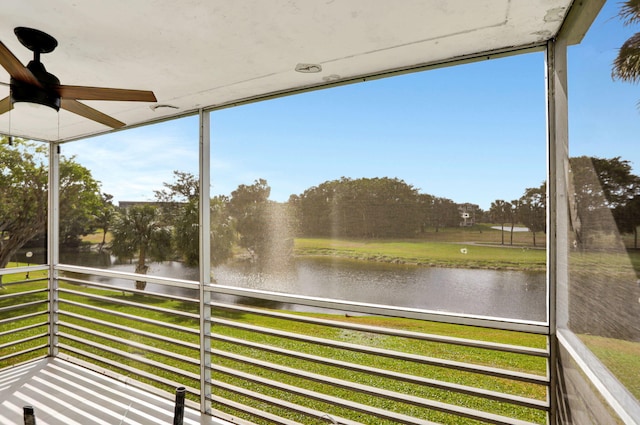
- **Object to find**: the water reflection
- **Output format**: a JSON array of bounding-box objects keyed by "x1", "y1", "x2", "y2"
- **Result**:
[
  {"x1": 58, "y1": 252, "x2": 545, "y2": 322},
  {"x1": 214, "y1": 258, "x2": 546, "y2": 322}
]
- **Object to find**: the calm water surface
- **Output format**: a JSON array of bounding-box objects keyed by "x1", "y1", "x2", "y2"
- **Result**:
[
  {"x1": 214, "y1": 258, "x2": 546, "y2": 322},
  {"x1": 55, "y1": 251, "x2": 545, "y2": 322}
]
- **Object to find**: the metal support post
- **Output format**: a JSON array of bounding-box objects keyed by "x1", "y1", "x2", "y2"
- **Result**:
[
  {"x1": 199, "y1": 109, "x2": 212, "y2": 414},
  {"x1": 48, "y1": 142, "x2": 60, "y2": 357},
  {"x1": 546, "y1": 36, "x2": 569, "y2": 425}
]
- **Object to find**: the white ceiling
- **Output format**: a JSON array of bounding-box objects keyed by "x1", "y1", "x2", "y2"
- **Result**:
[{"x1": 0, "y1": 0, "x2": 595, "y2": 142}]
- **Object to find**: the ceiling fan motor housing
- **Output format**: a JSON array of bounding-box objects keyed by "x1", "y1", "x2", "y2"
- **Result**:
[{"x1": 10, "y1": 60, "x2": 61, "y2": 111}]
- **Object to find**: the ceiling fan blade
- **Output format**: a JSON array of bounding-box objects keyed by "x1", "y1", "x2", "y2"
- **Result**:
[
  {"x1": 61, "y1": 99, "x2": 125, "y2": 128},
  {"x1": 0, "y1": 40, "x2": 40, "y2": 86},
  {"x1": 0, "y1": 96, "x2": 12, "y2": 114},
  {"x1": 58, "y1": 85, "x2": 157, "y2": 102}
]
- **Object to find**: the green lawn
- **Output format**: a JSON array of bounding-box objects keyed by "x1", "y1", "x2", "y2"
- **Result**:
[
  {"x1": 579, "y1": 334, "x2": 640, "y2": 400},
  {"x1": 295, "y1": 237, "x2": 546, "y2": 271}
]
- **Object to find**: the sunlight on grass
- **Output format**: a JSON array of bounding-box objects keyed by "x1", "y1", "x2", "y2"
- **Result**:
[
  {"x1": 295, "y1": 237, "x2": 546, "y2": 271},
  {"x1": 579, "y1": 334, "x2": 640, "y2": 400}
]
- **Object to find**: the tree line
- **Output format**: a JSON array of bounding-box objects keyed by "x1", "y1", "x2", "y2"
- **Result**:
[
  {"x1": 488, "y1": 185, "x2": 546, "y2": 247},
  {"x1": 3, "y1": 136, "x2": 640, "y2": 285}
]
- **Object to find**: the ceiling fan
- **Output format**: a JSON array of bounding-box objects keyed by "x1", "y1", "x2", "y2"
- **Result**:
[{"x1": 0, "y1": 27, "x2": 156, "y2": 128}]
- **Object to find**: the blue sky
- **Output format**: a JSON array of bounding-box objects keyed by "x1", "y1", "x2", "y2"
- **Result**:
[{"x1": 65, "y1": 0, "x2": 639, "y2": 211}]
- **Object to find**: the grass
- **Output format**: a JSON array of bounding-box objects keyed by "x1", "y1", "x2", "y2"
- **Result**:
[
  {"x1": 80, "y1": 230, "x2": 112, "y2": 245},
  {"x1": 295, "y1": 236, "x2": 546, "y2": 271},
  {"x1": 579, "y1": 334, "x2": 640, "y2": 400}
]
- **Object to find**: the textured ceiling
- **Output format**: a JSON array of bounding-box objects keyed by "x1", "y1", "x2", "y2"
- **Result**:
[{"x1": 0, "y1": 0, "x2": 594, "y2": 142}]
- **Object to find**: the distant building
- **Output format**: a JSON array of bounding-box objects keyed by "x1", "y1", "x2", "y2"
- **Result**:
[{"x1": 458, "y1": 203, "x2": 479, "y2": 227}]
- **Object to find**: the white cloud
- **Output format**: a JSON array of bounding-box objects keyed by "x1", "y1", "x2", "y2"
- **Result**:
[{"x1": 63, "y1": 118, "x2": 198, "y2": 203}]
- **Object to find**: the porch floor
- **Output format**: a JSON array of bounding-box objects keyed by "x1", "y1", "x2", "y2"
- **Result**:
[{"x1": 0, "y1": 358, "x2": 225, "y2": 425}]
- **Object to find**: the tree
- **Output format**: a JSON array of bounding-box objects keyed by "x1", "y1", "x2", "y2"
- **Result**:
[
  {"x1": 229, "y1": 179, "x2": 271, "y2": 261},
  {"x1": 571, "y1": 156, "x2": 640, "y2": 208},
  {"x1": 519, "y1": 184, "x2": 546, "y2": 247},
  {"x1": 0, "y1": 138, "x2": 48, "y2": 280},
  {"x1": 509, "y1": 199, "x2": 521, "y2": 246},
  {"x1": 489, "y1": 199, "x2": 511, "y2": 245},
  {"x1": 58, "y1": 156, "x2": 103, "y2": 248},
  {"x1": 614, "y1": 195, "x2": 640, "y2": 248},
  {"x1": 293, "y1": 177, "x2": 423, "y2": 238},
  {"x1": 209, "y1": 195, "x2": 235, "y2": 267},
  {"x1": 417, "y1": 193, "x2": 435, "y2": 234},
  {"x1": 228, "y1": 179, "x2": 295, "y2": 270},
  {"x1": 613, "y1": 1, "x2": 640, "y2": 94},
  {"x1": 155, "y1": 171, "x2": 235, "y2": 267},
  {"x1": 155, "y1": 171, "x2": 199, "y2": 266},
  {"x1": 94, "y1": 193, "x2": 116, "y2": 251},
  {"x1": 429, "y1": 196, "x2": 460, "y2": 232},
  {"x1": 1, "y1": 137, "x2": 104, "y2": 280},
  {"x1": 569, "y1": 156, "x2": 640, "y2": 248},
  {"x1": 110, "y1": 205, "x2": 172, "y2": 290}
]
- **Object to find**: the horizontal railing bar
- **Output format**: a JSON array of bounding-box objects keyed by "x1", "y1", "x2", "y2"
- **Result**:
[
  {"x1": 210, "y1": 333, "x2": 549, "y2": 410},
  {"x1": 211, "y1": 363, "x2": 442, "y2": 425},
  {"x1": 61, "y1": 276, "x2": 198, "y2": 304},
  {"x1": 0, "y1": 344, "x2": 49, "y2": 362},
  {"x1": 57, "y1": 345, "x2": 200, "y2": 396},
  {"x1": 209, "y1": 394, "x2": 305, "y2": 425},
  {"x1": 0, "y1": 265, "x2": 48, "y2": 276},
  {"x1": 59, "y1": 288, "x2": 199, "y2": 319},
  {"x1": 0, "y1": 277, "x2": 48, "y2": 287},
  {"x1": 211, "y1": 348, "x2": 540, "y2": 425},
  {"x1": 59, "y1": 321, "x2": 200, "y2": 366},
  {"x1": 0, "y1": 333, "x2": 48, "y2": 350},
  {"x1": 0, "y1": 322, "x2": 48, "y2": 339},
  {"x1": 58, "y1": 299, "x2": 199, "y2": 335},
  {"x1": 0, "y1": 300, "x2": 48, "y2": 314},
  {"x1": 205, "y1": 283, "x2": 549, "y2": 334},
  {"x1": 0, "y1": 288, "x2": 49, "y2": 301},
  {"x1": 58, "y1": 333, "x2": 200, "y2": 382},
  {"x1": 56, "y1": 264, "x2": 198, "y2": 289},
  {"x1": 59, "y1": 311, "x2": 199, "y2": 350},
  {"x1": 210, "y1": 316, "x2": 548, "y2": 384},
  {"x1": 210, "y1": 301, "x2": 548, "y2": 357},
  {"x1": 208, "y1": 382, "x2": 363, "y2": 425},
  {"x1": 0, "y1": 311, "x2": 48, "y2": 327}
]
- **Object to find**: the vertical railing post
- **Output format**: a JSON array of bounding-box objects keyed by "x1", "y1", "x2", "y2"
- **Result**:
[
  {"x1": 48, "y1": 142, "x2": 60, "y2": 357},
  {"x1": 23, "y1": 406, "x2": 36, "y2": 425},
  {"x1": 173, "y1": 386, "x2": 186, "y2": 425},
  {"x1": 546, "y1": 35, "x2": 569, "y2": 425},
  {"x1": 199, "y1": 109, "x2": 212, "y2": 414}
]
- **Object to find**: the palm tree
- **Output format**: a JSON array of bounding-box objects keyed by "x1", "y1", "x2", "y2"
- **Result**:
[
  {"x1": 613, "y1": 1, "x2": 640, "y2": 85},
  {"x1": 489, "y1": 200, "x2": 511, "y2": 245},
  {"x1": 111, "y1": 205, "x2": 172, "y2": 290},
  {"x1": 94, "y1": 193, "x2": 115, "y2": 252}
]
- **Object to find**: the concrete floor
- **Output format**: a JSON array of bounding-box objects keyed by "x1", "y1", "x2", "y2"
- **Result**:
[{"x1": 0, "y1": 358, "x2": 227, "y2": 425}]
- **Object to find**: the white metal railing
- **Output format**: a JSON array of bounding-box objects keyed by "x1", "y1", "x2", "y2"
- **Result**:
[
  {"x1": 1, "y1": 264, "x2": 551, "y2": 424},
  {"x1": 203, "y1": 287, "x2": 549, "y2": 424}
]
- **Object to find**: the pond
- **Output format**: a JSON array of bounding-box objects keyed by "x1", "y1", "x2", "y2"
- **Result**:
[{"x1": 56, "y1": 251, "x2": 546, "y2": 322}]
